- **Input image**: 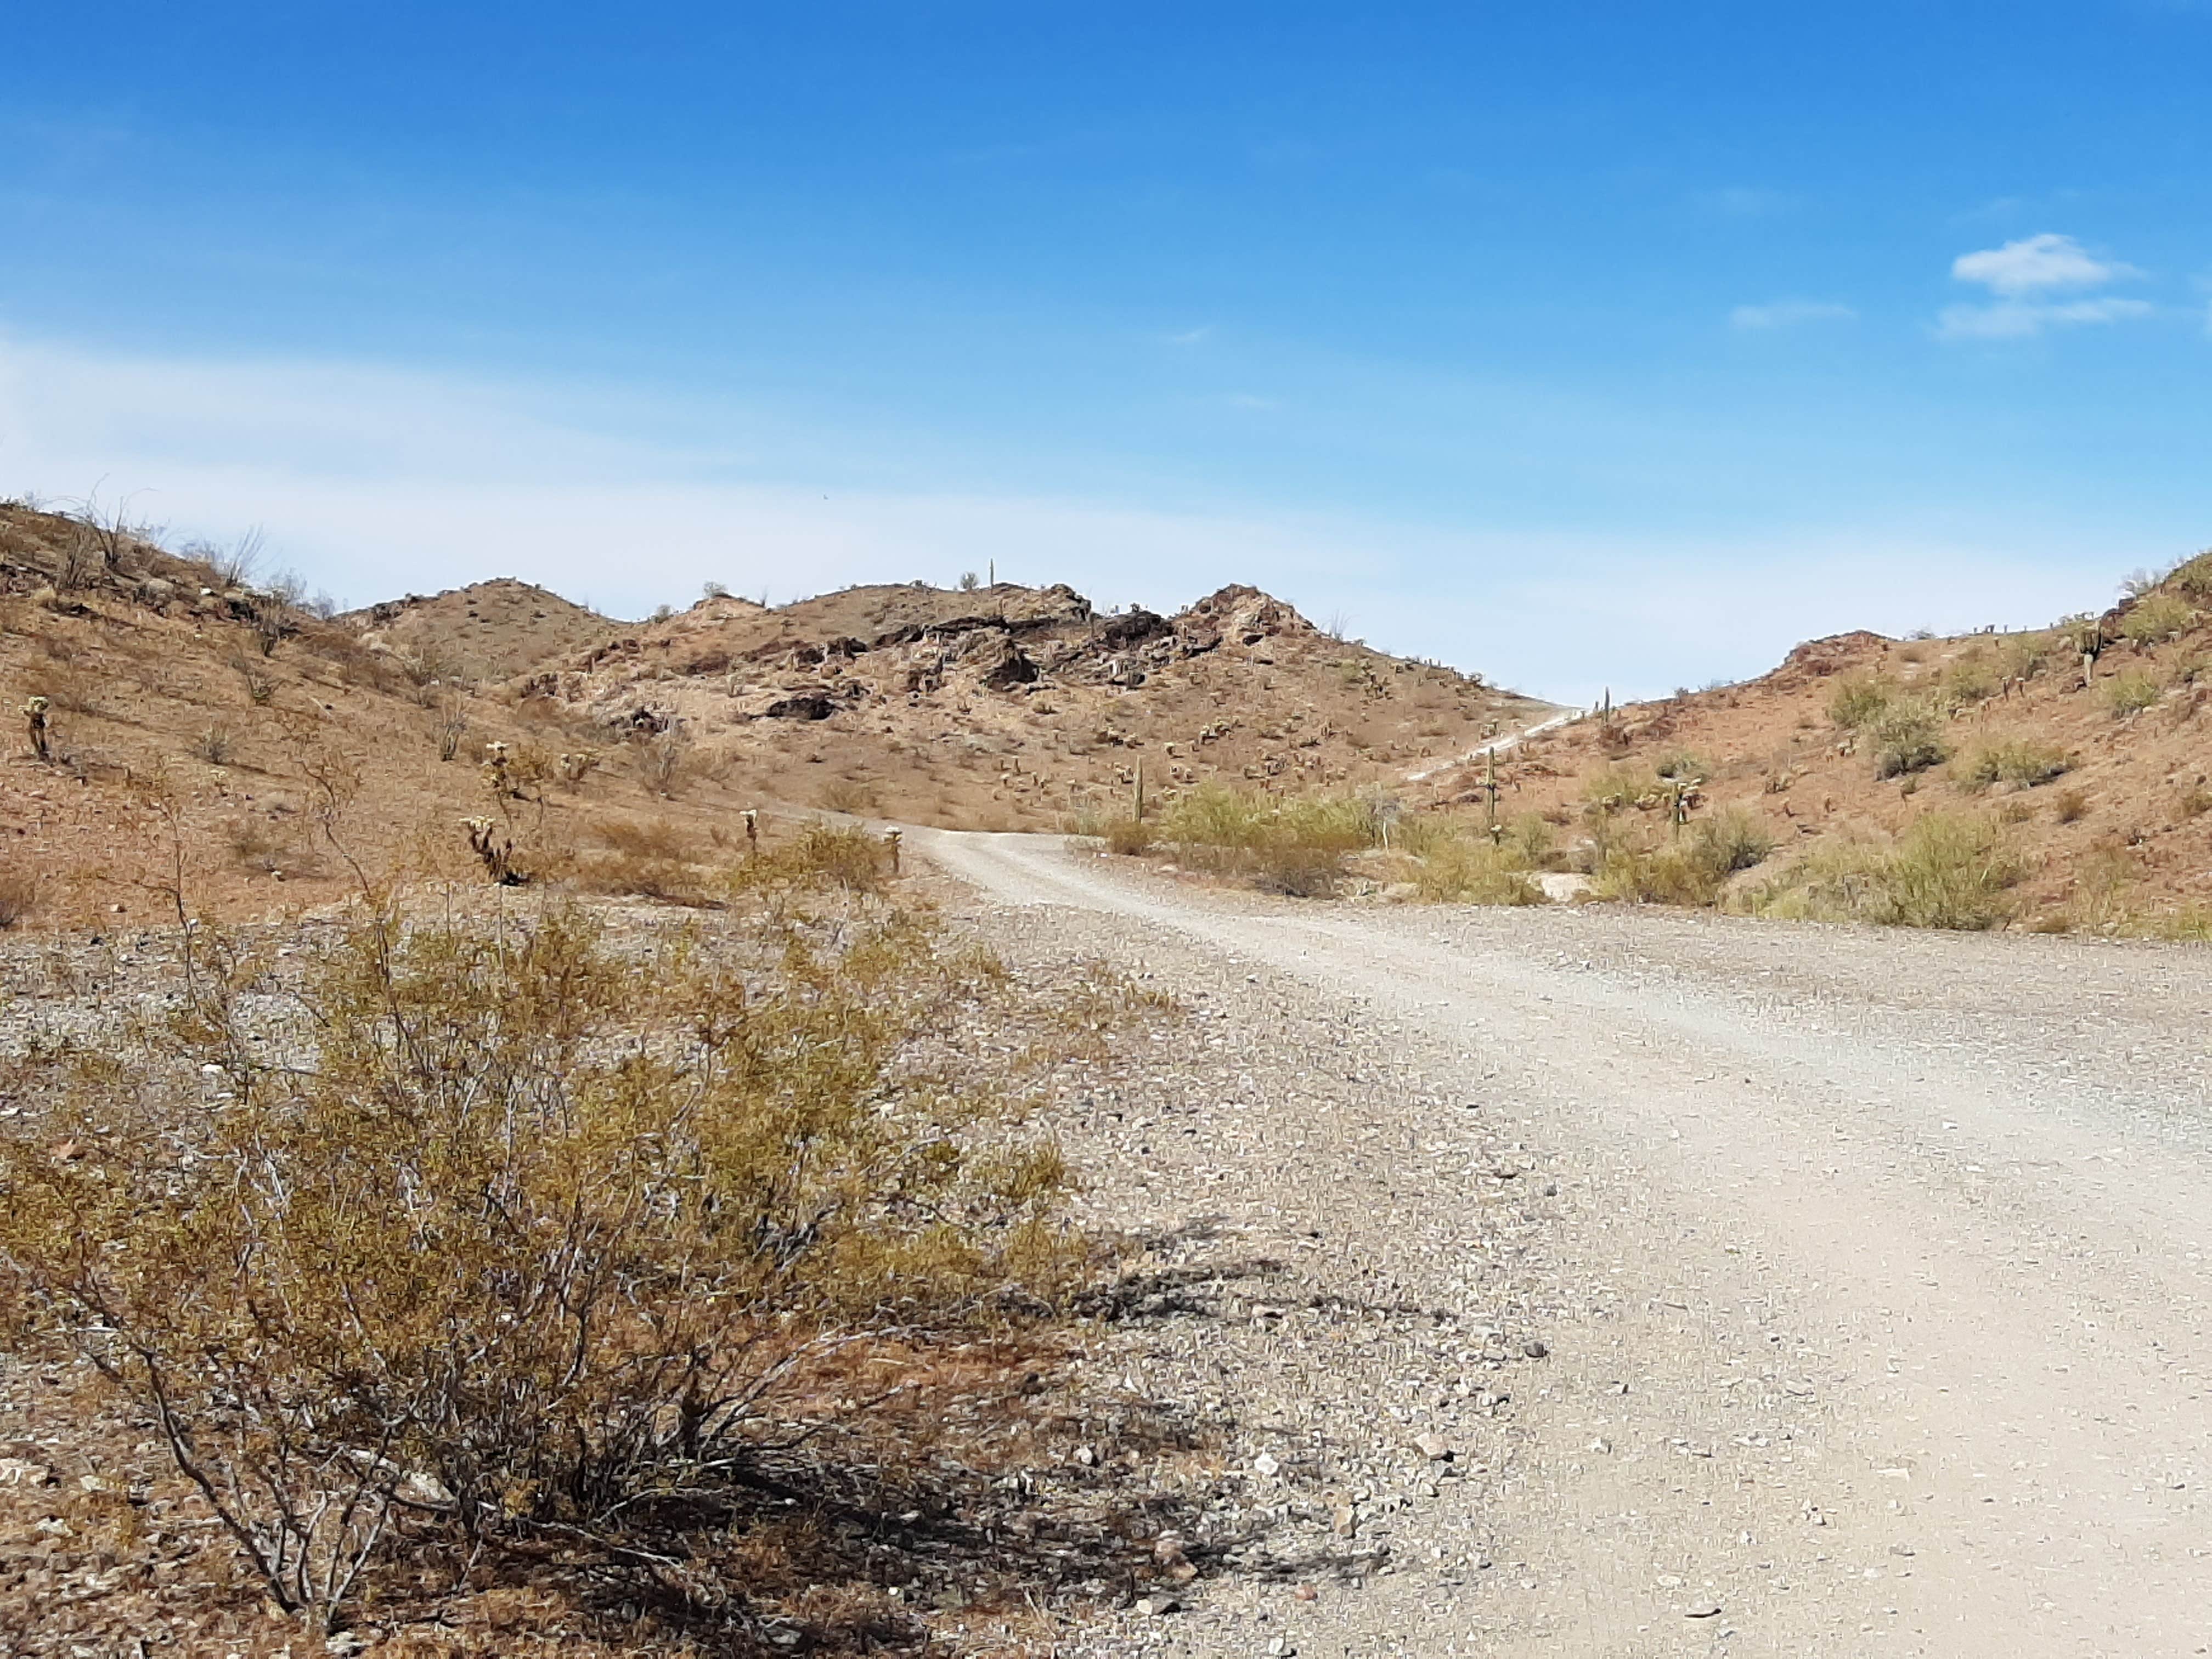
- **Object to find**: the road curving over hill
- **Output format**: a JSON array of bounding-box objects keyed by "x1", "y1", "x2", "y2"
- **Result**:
[{"x1": 920, "y1": 828, "x2": 2212, "y2": 1657}]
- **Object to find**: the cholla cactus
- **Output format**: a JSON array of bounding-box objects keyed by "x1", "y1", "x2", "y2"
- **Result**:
[
  {"x1": 479, "y1": 741, "x2": 512, "y2": 797},
  {"x1": 22, "y1": 696, "x2": 50, "y2": 762},
  {"x1": 555, "y1": 749, "x2": 600, "y2": 787},
  {"x1": 460, "y1": 816, "x2": 517, "y2": 884}
]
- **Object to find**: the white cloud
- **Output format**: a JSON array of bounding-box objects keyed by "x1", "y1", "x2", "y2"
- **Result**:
[
  {"x1": 0, "y1": 330, "x2": 2136, "y2": 702},
  {"x1": 1730, "y1": 300, "x2": 1857, "y2": 330},
  {"x1": 1940, "y1": 233, "x2": 2153, "y2": 341},
  {"x1": 1951, "y1": 232, "x2": 2141, "y2": 297},
  {"x1": 1936, "y1": 296, "x2": 2154, "y2": 341},
  {"x1": 1163, "y1": 326, "x2": 1212, "y2": 346}
]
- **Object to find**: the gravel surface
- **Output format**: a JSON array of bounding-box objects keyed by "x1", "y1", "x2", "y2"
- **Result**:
[{"x1": 922, "y1": 830, "x2": 2212, "y2": 1658}]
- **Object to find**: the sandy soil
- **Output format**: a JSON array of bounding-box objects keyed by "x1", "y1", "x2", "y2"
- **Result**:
[{"x1": 926, "y1": 831, "x2": 2212, "y2": 1657}]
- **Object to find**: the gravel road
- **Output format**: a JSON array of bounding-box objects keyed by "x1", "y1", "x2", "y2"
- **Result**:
[{"x1": 919, "y1": 829, "x2": 2212, "y2": 1658}]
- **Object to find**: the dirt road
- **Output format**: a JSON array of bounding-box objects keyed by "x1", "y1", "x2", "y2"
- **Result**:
[{"x1": 921, "y1": 830, "x2": 2212, "y2": 1657}]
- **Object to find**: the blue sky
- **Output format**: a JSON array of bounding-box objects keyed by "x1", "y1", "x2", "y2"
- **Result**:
[{"x1": 2, "y1": 1, "x2": 2208, "y2": 701}]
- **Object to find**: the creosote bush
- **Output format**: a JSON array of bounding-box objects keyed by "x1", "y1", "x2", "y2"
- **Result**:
[
  {"x1": 2103, "y1": 668, "x2": 2161, "y2": 717},
  {"x1": 0, "y1": 892, "x2": 1082, "y2": 1633},
  {"x1": 1744, "y1": 811, "x2": 2023, "y2": 930},
  {"x1": 1867, "y1": 701, "x2": 1948, "y2": 778},
  {"x1": 2118, "y1": 591, "x2": 2197, "y2": 647},
  {"x1": 1144, "y1": 784, "x2": 1381, "y2": 897},
  {"x1": 1958, "y1": 738, "x2": 2070, "y2": 790},
  {"x1": 1401, "y1": 831, "x2": 1543, "y2": 905},
  {"x1": 1593, "y1": 808, "x2": 1775, "y2": 908},
  {"x1": 1827, "y1": 672, "x2": 1896, "y2": 730}
]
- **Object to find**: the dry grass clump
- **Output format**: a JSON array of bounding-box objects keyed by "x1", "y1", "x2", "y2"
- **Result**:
[
  {"x1": 0, "y1": 890, "x2": 1099, "y2": 1638},
  {"x1": 571, "y1": 818, "x2": 891, "y2": 904},
  {"x1": 0, "y1": 870, "x2": 35, "y2": 929},
  {"x1": 1593, "y1": 808, "x2": 1775, "y2": 907},
  {"x1": 1957, "y1": 738, "x2": 2070, "y2": 790},
  {"x1": 1743, "y1": 811, "x2": 2023, "y2": 930}
]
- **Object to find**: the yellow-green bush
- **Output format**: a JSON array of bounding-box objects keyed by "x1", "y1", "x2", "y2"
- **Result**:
[
  {"x1": 1867, "y1": 700, "x2": 1948, "y2": 778},
  {"x1": 1743, "y1": 812, "x2": 2023, "y2": 930},
  {"x1": 2119, "y1": 591, "x2": 2198, "y2": 646},
  {"x1": 1937, "y1": 653, "x2": 2000, "y2": 710},
  {"x1": 1995, "y1": 629, "x2": 2055, "y2": 684},
  {"x1": 1594, "y1": 807, "x2": 1775, "y2": 907},
  {"x1": 1828, "y1": 672, "x2": 1897, "y2": 729},
  {"x1": 1957, "y1": 738, "x2": 2070, "y2": 789},
  {"x1": 2168, "y1": 550, "x2": 2212, "y2": 604},
  {"x1": 2103, "y1": 668, "x2": 2162, "y2": 717},
  {"x1": 1154, "y1": 783, "x2": 1379, "y2": 896},
  {"x1": 1406, "y1": 833, "x2": 1543, "y2": 905}
]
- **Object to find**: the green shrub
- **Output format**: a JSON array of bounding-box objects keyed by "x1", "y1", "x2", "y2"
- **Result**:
[
  {"x1": 1744, "y1": 812, "x2": 2023, "y2": 930},
  {"x1": 1154, "y1": 784, "x2": 1379, "y2": 896},
  {"x1": 1594, "y1": 808, "x2": 1774, "y2": 907},
  {"x1": 2119, "y1": 591, "x2": 2198, "y2": 647},
  {"x1": 2169, "y1": 550, "x2": 2212, "y2": 603},
  {"x1": 1827, "y1": 673, "x2": 1896, "y2": 729},
  {"x1": 1867, "y1": 701, "x2": 1948, "y2": 777},
  {"x1": 1996, "y1": 629, "x2": 2055, "y2": 684},
  {"x1": 1581, "y1": 764, "x2": 1656, "y2": 815},
  {"x1": 1958, "y1": 738, "x2": 2071, "y2": 789},
  {"x1": 1695, "y1": 806, "x2": 1777, "y2": 873},
  {"x1": 2103, "y1": 669, "x2": 2161, "y2": 717},
  {"x1": 1408, "y1": 834, "x2": 1543, "y2": 905},
  {"x1": 1936, "y1": 653, "x2": 1999, "y2": 710}
]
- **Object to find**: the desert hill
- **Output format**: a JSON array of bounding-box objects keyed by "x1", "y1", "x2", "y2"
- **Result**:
[
  {"x1": 0, "y1": 500, "x2": 1548, "y2": 925},
  {"x1": 342, "y1": 578, "x2": 623, "y2": 682},
  {"x1": 1422, "y1": 556, "x2": 2212, "y2": 930},
  {"x1": 509, "y1": 577, "x2": 1553, "y2": 828}
]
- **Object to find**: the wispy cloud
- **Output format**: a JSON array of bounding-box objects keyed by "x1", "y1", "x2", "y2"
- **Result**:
[
  {"x1": 1937, "y1": 296, "x2": 2154, "y2": 340},
  {"x1": 0, "y1": 331, "x2": 2140, "y2": 702},
  {"x1": 1729, "y1": 300, "x2": 1856, "y2": 331},
  {"x1": 1940, "y1": 232, "x2": 2151, "y2": 339},
  {"x1": 1162, "y1": 326, "x2": 1212, "y2": 346},
  {"x1": 1952, "y1": 232, "x2": 2140, "y2": 296},
  {"x1": 1222, "y1": 391, "x2": 1279, "y2": 410}
]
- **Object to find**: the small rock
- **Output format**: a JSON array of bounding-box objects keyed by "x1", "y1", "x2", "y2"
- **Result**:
[
  {"x1": 1135, "y1": 1594, "x2": 1182, "y2": 1616},
  {"x1": 1412, "y1": 1432, "x2": 1453, "y2": 1461},
  {"x1": 1265, "y1": 1638, "x2": 1297, "y2": 1657},
  {"x1": 1251, "y1": 1452, "x2": 1282, "y2": 1477},
  {"x1": 1522, "y1": 1339, "x2": 1548, "y2": 1359},
  {"x1": 1293, "y1": 1583, "x2": 1318, "y2": 1602},
  {"x1": 1684, "y1": 1602, "x2": 1723, "y2": 1619}
]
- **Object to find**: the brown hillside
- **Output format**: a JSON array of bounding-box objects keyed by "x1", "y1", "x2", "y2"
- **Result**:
[
  {"x1": 1421, "y1": 558, "x2": 2212, "y2": 930},
  {"x1": 1, "y1": 504, "x2": 1544, "y2": 926},
  {"x1": 0, "y1": 506, "x2": 794, "y2": 928},
  {"x1": 342, "y1": 577, "x2": 623, "y2": 682},
  {"x1": 515, "y1": 579, "x2": 1553, "y2": 828}
]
